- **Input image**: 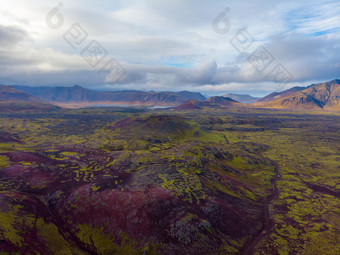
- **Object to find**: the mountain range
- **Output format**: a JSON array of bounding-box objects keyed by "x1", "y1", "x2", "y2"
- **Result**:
[
  {"x1": 12, "y1": 85, "x2": 206, "y2": 107},
  {"x1": 1, "y1": 79, "x2": 339, "y2": 111}
]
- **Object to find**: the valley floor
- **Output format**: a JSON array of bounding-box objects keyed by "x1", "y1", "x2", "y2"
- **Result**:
[{"x1": 0, "y1": 107, "x2": 339, "y2": 254}]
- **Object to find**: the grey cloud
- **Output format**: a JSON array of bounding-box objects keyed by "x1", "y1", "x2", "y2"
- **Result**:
[
  {"x1": 264, "y1": 34, "x2": 340, "y2": 82},
  {"x1": 0, "y1": 25, "x2": 27, "y2": 47}
]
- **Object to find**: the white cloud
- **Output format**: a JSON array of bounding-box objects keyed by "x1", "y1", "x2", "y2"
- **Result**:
[{"x1": 0, "y1": 0, "x2": 339, "y2": 95}]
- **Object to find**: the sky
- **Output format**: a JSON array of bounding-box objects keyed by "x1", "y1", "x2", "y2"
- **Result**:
[{"x1": 0, "y1": 0, "x2": 339, "y2": 97}]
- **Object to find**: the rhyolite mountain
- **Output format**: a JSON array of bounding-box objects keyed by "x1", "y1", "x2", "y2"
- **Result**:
[
  {"x1": 223, "y1": 93, "x2": 259, "y2": 104},
  {"x1": 12, "y1": 85, "x2": 206, "y2": 106},
  {"x1": 254, "y1": 79, "x2": 340, "y2": 110}
]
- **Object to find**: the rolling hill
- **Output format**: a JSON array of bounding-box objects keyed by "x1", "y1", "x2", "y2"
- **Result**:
[{"x1": 12, "y1": 85, "x2": 206, "y2": 107}]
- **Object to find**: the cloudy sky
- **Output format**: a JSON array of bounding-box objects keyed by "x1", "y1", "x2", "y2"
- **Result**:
[{"x1": 0, "y1": 0, "x2": 339, "y2": 96}]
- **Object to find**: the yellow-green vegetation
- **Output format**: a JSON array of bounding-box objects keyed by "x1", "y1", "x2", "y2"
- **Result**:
[
  {"x1": 37, "y1": 219, "x2": 86, "y2": 255},
  {"x1": 77, "y1": 224, "x2": 157, "y2": 255},
  {"x1": 0, "y1": 155, "x2": 10, "y2": 168},
  {"x1": 0, "y1": 203, "x2": 25, "y2": 245},
  {"x1": 205, "y1": 111, "x2": 340, "y2": 254},
  {"x1": 0, "y1": 196, "x2": 84, "y2": 254},
  {"x1": 0, "y1": 108, "x2": 339, "y2": 254},
  {"x1": 159, "y1": 168, "x2": 205, "y2": 204}
]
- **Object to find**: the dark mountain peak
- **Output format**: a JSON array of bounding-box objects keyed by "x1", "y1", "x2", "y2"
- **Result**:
[
  {"x1": 329, "y1": 79, "x2": 340, "y2": 84},
  {"x1": 176, "y1": 91, "x2": 206, "y2": 101},
  {"x1": 205, "y1": 96, "x2": 239, "y2": 104}
]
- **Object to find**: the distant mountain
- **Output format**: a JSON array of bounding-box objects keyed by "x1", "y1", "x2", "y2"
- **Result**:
[
  {"x1": 12, "y1": 85, "x2": 206, "y2": 107},
  {"x1": 223, "y1": 93, "x2": 259, "y2": 104},
  {"x1": 0, "y1": 85, "x2": 59, "y2": 112},
  {"x1": 253, "y1": 79, "x2": 340, "y2": 110},
  {"x1": 174, "y1": 96, "x2": 241, "y2": 110}
]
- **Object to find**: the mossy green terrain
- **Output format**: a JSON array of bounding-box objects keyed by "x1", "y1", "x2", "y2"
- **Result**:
[{"x1": 0, "y1": 107, "x2": 339, "y2": 254}]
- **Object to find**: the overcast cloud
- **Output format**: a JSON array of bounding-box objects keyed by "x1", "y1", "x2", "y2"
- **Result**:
[{"x1": 0, "y1": 0, "x2": 339, "y2": 96}]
